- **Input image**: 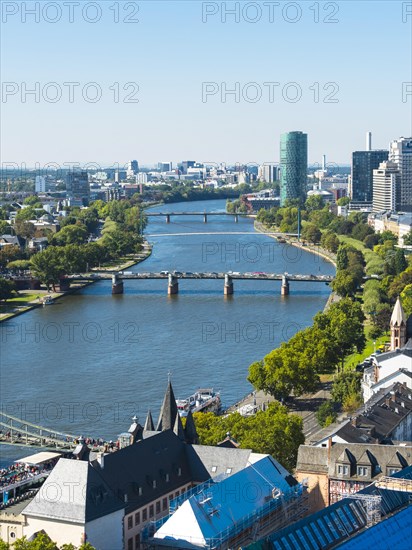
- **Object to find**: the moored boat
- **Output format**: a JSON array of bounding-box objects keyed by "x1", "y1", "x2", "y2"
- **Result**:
[
  {"x1": 177, "y1": 388, "x2": 221, "y2": 417},
  {"x1": 41, "y1": 296, "x2": 54, "y2": 306}
]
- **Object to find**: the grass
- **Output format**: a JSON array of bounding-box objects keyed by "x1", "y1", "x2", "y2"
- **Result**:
[
  {"x1": 344, "y1": 332, "x2": 390, "y2": 370},
  {"x1": 337, "y1": 235, "x2": 383, "y2": 275}
]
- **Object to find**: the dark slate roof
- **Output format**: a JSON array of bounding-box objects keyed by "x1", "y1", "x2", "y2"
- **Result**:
[
  {"x1": 157, "y1": 381, "x2": 178, "y2": 432},
  {"x1": 95, "y1": 430, "x2": 193, "y2": 514},
  {"x1": 23, "y1": 459, "x2": 125, "y2": 523},
  {"x1": 334, "y1": 422, "x2": 378, "y2": 444},
  {"x1": 144, "y1": 410, "x2": 155, "y2": 431},
  {"x1": 250, "y1": 466, "x2": 412, "y2": 550},
  {"x1": 184, "y1": 411, "x2": 198, "y2": 444}
]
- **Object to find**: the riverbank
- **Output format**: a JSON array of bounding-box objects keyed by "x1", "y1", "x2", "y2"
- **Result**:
[{"x1": 0, "y1": 241, "x2": 153, "y2": 323}]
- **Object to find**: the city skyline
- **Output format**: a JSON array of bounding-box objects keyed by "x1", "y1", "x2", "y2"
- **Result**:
[{"x1": 1, "y1": 1, "x2": 410, "y2": 165}]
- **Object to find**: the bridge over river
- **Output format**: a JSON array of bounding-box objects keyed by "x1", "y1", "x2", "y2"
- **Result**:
[{"x1": 67, "y1": 271, "x2": 334, "y2": 296}]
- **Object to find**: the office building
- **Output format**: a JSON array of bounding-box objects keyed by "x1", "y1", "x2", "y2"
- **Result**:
[
  {"x1": 158, "y1": 162, "x2": 172, "y2": 172},
  {"x1": 259, "y1": 163, "x2": 279, "y2": 183},
  {"x1": 35, "y1": 176, "x2": 46, "y2": 193},
  {"x1": 372, "y1": 161, "x2": 401, "y2": 212},
  {"x1": 389, "y1": 137, "x2": 412, "y2": 210},
  {"x1": 127, "y1": 160, "x2": 139, "y2": 178},
  {"x1": 280, "y1": 131, "x2": 308, "y2": 206},
  {"x1": 351, "y1": 149, "x2": 388, "y2": 203},
  {"x1": 66, "y1": 171, "x2": 90, "y2": 206}
]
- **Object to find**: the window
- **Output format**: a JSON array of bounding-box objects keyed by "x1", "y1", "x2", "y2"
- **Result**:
[
  {"x1": 135, "y1": 534, "x2": 140, "y2": 549},
  {"x1": 138, "y1": 487, "x2": 142, "y2": 496},
  {"x1": 134, "y1": 512, "x2": 140, "y2": 526},
  {"x1": 175, "y1": 491, "x2": 179, "y2": 498},
  {"x1": 156, "y1": 501, "x2": 161, "y2": 514},
  {"x1": 142, "y1": 508, "x2": 147, "y2": 522},
  {"x1": 168, "y1": 494, "x2": 173, "y2": 501},
  {"x1": 162, "y1": 497, "x2": 168, "y2": 510},
  {"x1": 388, "y1": 468, "x2": 400, "y2": 475},
  {"x1": 337, "y1": 465, "x2": 349, "y2": 475},
  {"x1": 177, "y1": 467, "x2": 182, "y2": 476},
  {"x1": 165, "y1": 473, "x2": 169, "y2": 482},
  {"x1": 153, "y1": 480, "x2": 157, "y2": 489},
  {"x1": 211, "y1": 466, "x2": 217, "y2": 473},
  {"x1": 127, "y1": 538, "x2": 133, "y2": 550},
  {"x1": 357, "y1": 466, "x2": 368, "y2": 476},
  {"x1": 128, "y1": 516, "x2": 133, "y2": 530},
  {"x1": 149, "y1": 504, "x2": 154, "y2": 518}
]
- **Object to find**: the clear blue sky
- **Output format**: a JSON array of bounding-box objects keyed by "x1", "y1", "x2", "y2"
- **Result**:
[{"x1": 1, "y1": 1, "x2": 411, "y2": 168}]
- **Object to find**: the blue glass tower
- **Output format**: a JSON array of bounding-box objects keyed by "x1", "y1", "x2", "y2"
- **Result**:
[{"x1": 280, "y1": 131, "x2": 308, "y2": 206}]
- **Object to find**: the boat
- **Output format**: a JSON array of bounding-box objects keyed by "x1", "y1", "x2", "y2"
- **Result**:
[
  {"x1": 176, "y1": 388, "x2": 221, "y2": 417},
  {"x1": 41, "y1": 296, "x2": 54, "y2": 306}
]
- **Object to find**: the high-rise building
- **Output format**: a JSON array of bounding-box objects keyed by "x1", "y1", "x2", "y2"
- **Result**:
[
  {"x1": 280, "y1": 131, "x2": 308, "y2": 206},
  {"x1": 389, "y1": 137, "x2": 412, "y2": 210},
  {"x1": 35, "y1": 176, "x2": 46, "y2": 193},
  {"x1": 127, "y1": 160, "x2": 139, "y2": 178},
  {"x1": 158, "y1": 162, "x2": 172, "y2": 172},
  {"x1": 350, "y1": 149, "x2": 388, "y2": 203},
  {"x1": 258, "y1": 163, "x2": 279, "y2": 183},
  {"x1": 372, "y1": 161, "x2": 401, "y2": 213},
  {"x1": 179, "y1": 161, "x2": 196, "y2": 174},
  {"x1": 66, "y1": 171, "x2": 90, "y2": 206}
]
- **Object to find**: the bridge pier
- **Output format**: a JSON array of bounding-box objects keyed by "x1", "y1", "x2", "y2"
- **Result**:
[
  {"x1": 112, "y1": 274, "x2": 124, "y2": 295},
  {"x1": 168, "y1": 273, "x2": 179, "y2": 295},
  {"x1": 281, "y1": 275, "x2": 289, "y2": 296},
  {"x1": 203, "y1": 213, "x2": 207, "y2": 223},
  {"x1": 224, "y1": 274, "x2": 234, "y2": 295},
  {"x1": 234, "y1": 214, "x2": 238, "y2": 223},
  {"x1": 166, "y1": 214, "x2": 170, "y2": 223}
]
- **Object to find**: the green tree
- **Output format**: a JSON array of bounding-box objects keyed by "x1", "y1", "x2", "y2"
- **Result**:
[
  {"x1": 0, "y1": 539, "x2": 10, "y2": 550},
  {"x1": 0, "y1": 277, "x2": 16, "y2": 301},
  {"x1": 0, "y1": 220, "x2": 12, "y2": 234},
  {"x1": 316, "y1": 400, "x2": 337, "y2": 427},
  {"x1": 336, "y1": 245, "x2": 349, "y2": 270},
  {"x1": 30, "y1": 248, "x2": 64, "y2": 290},
  {"x1": 14, "y1": 220, "x2": 36, "y2": 239},
  {"x1": 331, "y1": 270, "x2": 358, "y2": 297},
  {"x1": 301, "y1": 223, "x2": 321, "y2": 244},
  {"x1": 336, "y1": 196, "x2": 350, "y2": 206},
  {"x1": 50, "y1": 224, "x2": 88, "y2": 246},
  {"x1": 305, "y1": 194, "x2": 325, "y2": 212},
  {"x1": 331, "y1": 371, "x2": 362, "y2": 404},
  {"x1": 193, "y1": 402, "x2": 304, "y2": 471},
  {"x1": 400, "y1": 284, "x2": 412, "y2": 318},
  {"x1": 321, "y1": 231, "x2": 340, "y2": 253},
  {"x1": 403, "y1": 229, "x2": 412, "y2": 246},
  {"x1": 394, "y1": 248, "x2": 407, "y2": 275}
]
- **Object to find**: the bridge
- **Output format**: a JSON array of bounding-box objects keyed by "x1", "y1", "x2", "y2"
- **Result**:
[
  {"x1": 67, "y1": 271, "x2": 334, "y2": 296},
  {"x1": 146, "y1": 211, "x2": 241, "y2": 223}
]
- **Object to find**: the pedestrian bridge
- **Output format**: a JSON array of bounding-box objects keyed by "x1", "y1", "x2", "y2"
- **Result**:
[
  {"x1": 146, "y1": 212, "x2": 242, "y2": 223},
  {"x1": 67, "y1": 271, "x2": 334, "y2": 296}
]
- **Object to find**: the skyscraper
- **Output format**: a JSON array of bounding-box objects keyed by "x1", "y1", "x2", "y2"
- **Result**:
[
  {"x1": 372, "y1": 161, "x2": 401, "y2": 213},
  {"x1": 351, "y1": 149, "x2": 388, "y2": 203},
  {"x1": 127, "y1": 160, "x2": 139, "y2": 178},
  {"x1": 66, "y1": 171, "x2": 90, "y2": 206},
  {"x1": 389, "y1": 137, "x2": 412, "y2": 211},
  {"x1": 280, "y1": 131, "x2": 308, "y2": 206}
]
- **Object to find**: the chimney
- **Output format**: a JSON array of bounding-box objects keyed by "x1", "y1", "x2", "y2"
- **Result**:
[
  {"x1": 97, "y1": 452, "x2": 105, "y2": 469},
  {"x1": 327, "y1": 436, "x2": 332, "y2": 463},
  {"x1": 366, "y1": 131, "x2": 372, "y2": 151}
]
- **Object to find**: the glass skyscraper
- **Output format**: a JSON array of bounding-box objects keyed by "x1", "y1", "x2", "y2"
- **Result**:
[
  {"x1": 351, "y1": 150, "x2": 388, "y2": 203},
  {"x1": 280, "y1": 131, "x2": 308, "y2": 206}
]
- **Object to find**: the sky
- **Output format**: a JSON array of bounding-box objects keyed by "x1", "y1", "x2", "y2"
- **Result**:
[{"x1": 1, "y1": 0, "x2": 411, "y2": 169}]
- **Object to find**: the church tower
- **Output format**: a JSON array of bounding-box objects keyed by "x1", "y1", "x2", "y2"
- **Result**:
[{"x1": 390, "y1": 297, "x2": 407, "y2": 350}]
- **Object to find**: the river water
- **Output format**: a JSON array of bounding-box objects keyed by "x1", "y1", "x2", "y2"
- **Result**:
[{"x1": 0, "y1": 199, "x2": 335, "y2": 465}]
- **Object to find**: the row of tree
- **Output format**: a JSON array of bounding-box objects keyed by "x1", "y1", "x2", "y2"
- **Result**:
[{"x1": 0, "y1": 533, "x2": 95, "y2": 550}]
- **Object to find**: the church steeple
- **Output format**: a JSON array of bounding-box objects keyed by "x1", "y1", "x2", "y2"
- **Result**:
[
  {"x1": 391, "y1": 297, "x2": 407, "y2": 350},
  {"x1": 156, "y1": 379, "x2": 178, "y2": 432}
]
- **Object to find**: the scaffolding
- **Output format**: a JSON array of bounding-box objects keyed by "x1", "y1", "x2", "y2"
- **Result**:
[
  {"x1": 344, "y1": 493, "x2": 382, "y2": 528},
  {"x1": 375, "y1": 476, "x2": 412, "y2": 493}
]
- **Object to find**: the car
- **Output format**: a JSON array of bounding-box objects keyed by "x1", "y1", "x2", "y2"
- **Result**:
[
  {"x1": 160, "y1": 271, "x2": 169, "y2": 275},
  {"x1": 184, "y1": 272, "x2": 194, "y2": 276},
  {"x1": 173, "y1": 271, "x2": 183, "y2": 276}
]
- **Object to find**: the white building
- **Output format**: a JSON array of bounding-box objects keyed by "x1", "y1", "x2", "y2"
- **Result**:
[
  {"x1": 372, "y1": 161, "x2": 401, "y2": 213},
  {"x1": 389, "y1": 137, "x2": 412, "y2": 210},
  {"x1": 258, "y1": 163, "x2": 279, "y2": 183},
  {"x1": 35, "y1": 176, "x2": 46, "y2": 193}
]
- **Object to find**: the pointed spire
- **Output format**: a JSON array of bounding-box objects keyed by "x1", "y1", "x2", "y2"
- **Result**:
[
  {"x1": 391, "y1": 297, "x2": 406, "y2": 326},
  {"x1": 144, "y1": 410, "x2": 155, "y2": 432},
  {"x1": 156, "y1": 380, "x2": 178, "y2": 432},
  {"x1": 184, "y1": 410, "x2": 199, "y2": 444},
  {"x1": 173, "y1": 412, "x2": 185, "y2": 441}
]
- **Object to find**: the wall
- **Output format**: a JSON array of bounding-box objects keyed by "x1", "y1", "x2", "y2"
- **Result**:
[
  {"x1": 0, "y1": 513, "x2": 25, "y2": 546},
  {"x1": 294, "y1": 471, "x2": 328, "y2": 513},
  {"x1": 24, "y1": 516, "x2": 84, "y2": 547},
  {"x1": 86, "y1": 509, "x2": 124, "y2": 550}
]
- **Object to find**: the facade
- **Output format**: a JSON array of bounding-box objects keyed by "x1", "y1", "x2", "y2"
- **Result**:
[
  {"x1": 158, "y1": 162, "x2": 172, "y2": 172},
  {"x1": 127, "y1": 160, "x2": 139, "y2": 178},
  {"x1": 295, "y1": 443, "x2": 412, "y2": 511},
  {"x1": 372, "y1": 161, "x2": 401, "y2": 213},
  {"x1": 258, "y1": 163, "x2": 279, "y2": 183},
  {"x1": 35, "y1": 176, "x2": 46, "y2": 193},
  {"x1": 66, "y1": 171, "x2": 90, "y2": 206},
  {"x1": 280, "y1": 131, "x2": 308, "y2": 206},
  {"x1": 350, "y1": 150, "x2": 388, "y2": 203},
  {"x1": 367, "y1": 211, "x2": 412, "y2": 245},
  {"x1": 389, "y1": 137, "x2": 412, "y2": 210}
]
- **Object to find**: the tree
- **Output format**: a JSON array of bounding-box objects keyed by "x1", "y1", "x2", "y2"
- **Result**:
[
  {"x1": 331, "y1": 270, "x2": 358, "y2": 297},
  {"x1": 321, "y1": 232, "x2": 339, "y2": 253},
  {"x1": 316, "y1": 401, "x2": 337, "y2": 427},
  {"x1": 336, "y1": 245, "x2": 349, "y2": 270},
  {"x1": 50, "y1": 224, "x2": 88, "y2": 246},
  {"x1": 0, "y1": 277, "x2": 16, "y2": 301},
  {"x1": 394, "y1": 248, "x2": 407, "y2": 275},
  {"x1": 403, "y1": 229, "x2": 412, "y2": 246},
  {"x1": 363, "y1": 233, "x2": 380, "y2": 249},
  {"x1": 0, "y1": 245, "x2": 22, "y2": 269},
  {"x1": 301, "y1": 223, "x2": 321, "y2": 244},
  {"x1": 14, "y1": 220, "x2": 36, "y2": 239},
  {"x1": 30, "y1": 248, "x2": 64, "y2": 290},
  {"x1": 331, "y1": 371, "x2": 362, "y2": 404},
  {"x1": 400, "y1": 284, "x2": 412, "y2": 318},
  {"x1": 0, "y1": 220, "x2": 12, "y2": 235},
  {"x1": 337, "y1": 196, "x2": 350, "y2": 206},
  {"x1": 305, "y1": 194, "x2": 325, "y2": 212},
  {"x1": 193, "y1": 402, "x2": 304, "y2": 471}
]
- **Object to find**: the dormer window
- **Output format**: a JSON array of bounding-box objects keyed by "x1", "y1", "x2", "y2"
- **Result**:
[
  {"x1": 177, "y1": 467, "x2": 182, "y2": 477},
  {"x1": 165, "y1": 473, "x2": 169, "y2": 482},
  {"x1": 337, "y1": 465, "x2": 349, "y2": 476},
  {"x1": 357, "y1": 466, "x2": 368, "y2": 476},
  {"x1": 153, "y1": 480, "x2": 157, "y2": 489}
]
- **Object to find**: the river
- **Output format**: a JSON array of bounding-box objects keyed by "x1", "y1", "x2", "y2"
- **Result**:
[{"x1": 0, "y1": 199, "x2": 335, "y2": 466}]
